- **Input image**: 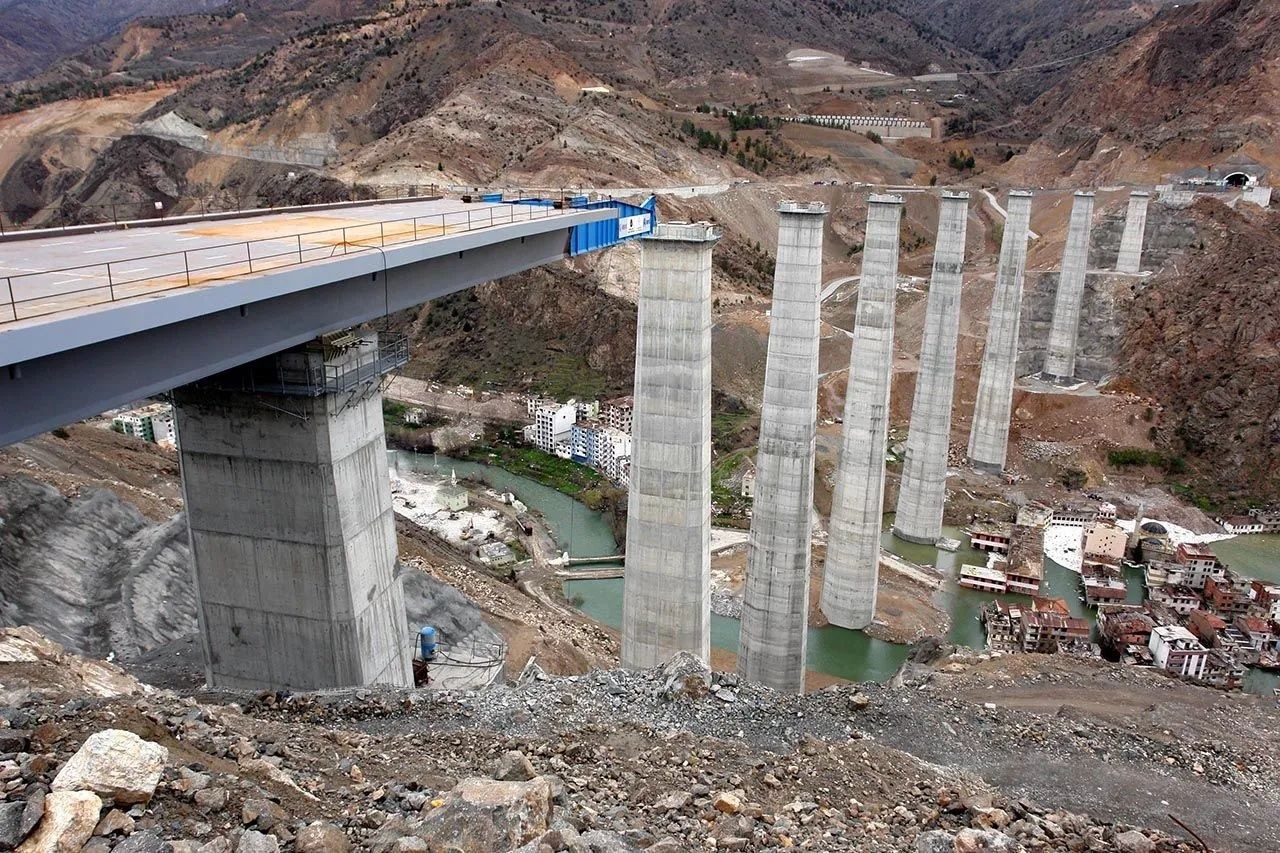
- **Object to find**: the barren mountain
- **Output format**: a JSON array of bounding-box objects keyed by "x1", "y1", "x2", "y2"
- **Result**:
[
  {"x1": 0, "y1": 0, "x2": 226, "y2": 83},
  {"x1": 1121, "y1": 198, "x2": 1280, "y2": 507},
  {"x1": 907, "y1": 0, "x2": 1173, "y2": 104},
  {"x1": 1002, "y1": 0, "x2": 1280, "y2": 183}
]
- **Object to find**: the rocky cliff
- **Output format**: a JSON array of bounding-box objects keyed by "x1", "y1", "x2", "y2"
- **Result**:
[{"x1": 1121, "y1": 199, "x2": 1280, "y2": 505}]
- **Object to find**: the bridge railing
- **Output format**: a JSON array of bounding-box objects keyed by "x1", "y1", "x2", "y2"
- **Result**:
[
  {"x1": 0, "y1": 184, "x2": 444, "y2": 235},
  {"x1": 1, "y1": 202, "x2": 565, "y2": 325}
]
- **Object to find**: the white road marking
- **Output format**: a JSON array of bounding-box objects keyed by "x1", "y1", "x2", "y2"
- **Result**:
[
  {"x1": 115, "y1": 267, "x2": 149, "y2": 275},
  {"x1": 85, "y1": 246, "x2": 125, "y2": 254}
]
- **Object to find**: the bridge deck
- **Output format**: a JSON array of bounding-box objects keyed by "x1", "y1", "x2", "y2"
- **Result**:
[{"x1": 0, "y1": 198, "x2": 576, "y2": 327}]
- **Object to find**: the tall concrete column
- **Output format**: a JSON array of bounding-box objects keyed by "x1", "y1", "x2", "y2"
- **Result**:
[
  {"x1": 739, "y1": 201, "x2": 827, "y2": 692},
  {"x1": 1115, "y1": 191, "x2": 1150, "y2": 274},
  {"x1": 893, "y1": 191, "x2": 969, "y2": 545},
  {"x1": 622, "y1": 222, "x2": 719, "y2": 669},
  {"x1": 174, "y1": 334, "x2": 414, "y2": 690},
  {"x1": 1043, "y1": 191, "x2": 1095, "y2": 381},
  {"x1": 968, "y1": 190, "x2": 1034, "y2": 474},
  {"x1": 820, "y1": 194, "x2": 903, "y2": 630}
]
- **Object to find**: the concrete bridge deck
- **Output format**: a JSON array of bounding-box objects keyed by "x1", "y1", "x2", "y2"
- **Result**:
[{"x1": 0, "y1": 197, "x2": 614, "y2": 446}]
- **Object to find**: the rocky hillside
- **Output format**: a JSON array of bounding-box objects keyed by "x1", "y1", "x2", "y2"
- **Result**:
[
  {"x1": 906, "y1": 0, "x2": 1171, "y2": 104},
  {"x1": 1121, "y1": 199, "x2": 1280, "y2": 507},
  {"x1": 1, "y1": 626, "x2": 1275, "y2": 851},
  {"x1": 1004, "y1": 0, "x2": 1280, "y2": 183},
  {"x1": 0, "y1": 0, "x2": 225, "y2": 83}
]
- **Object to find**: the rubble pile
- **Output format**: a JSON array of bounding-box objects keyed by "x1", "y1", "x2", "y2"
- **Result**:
[{"x1": 2, "y1": 632, "x2": 1275, "y2": 851}]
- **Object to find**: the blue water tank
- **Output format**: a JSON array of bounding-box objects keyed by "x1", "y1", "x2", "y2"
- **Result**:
[{"x1": 419, "y1": 626, "x2": 438, "y2": 661}]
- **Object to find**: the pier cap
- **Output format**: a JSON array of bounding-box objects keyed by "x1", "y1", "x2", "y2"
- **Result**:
[
  {"x1": 868, "y1": 193, "x2": 904, "y2": 205},
  {"x1": 645, "y1": 221, "x2": 721, "y2": 242},
  {"x1": 778, "y1": 200, "x2": 829, "y2": 215},
  {"x1": 1008, "y1": 189, "x2": 1034, "y2": 199},
  {"x1": 940, "y1": 190, "x2": 971, "y2": 201},
  {"x1": 1073, "y1": 190, "x2": 1096, "y2": 197}
]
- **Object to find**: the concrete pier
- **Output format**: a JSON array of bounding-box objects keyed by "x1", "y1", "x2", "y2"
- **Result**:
[
  {"x1": 968, "y1": 190, "x2": 1034, "y2": 474},
  {"x1": 739, "y1": 201, "x2": 827, "y2": 692},
  {"x1": 892, "y1": 192, "x2": 969, "y2": 545},
  {"x1": 622, "y1": 222, "x2": 719, "y2": 669},
  {"x1": 821, "y1": 194, "x2": 903, "y2": 630},
  {"x1": 174, "y1": 334, "x2": 414, "y2": 690},
  {"x1": 1115, "y1": 191, "x2": 1150, "y2": 274},
  {"x1": 1043, "y1": 191, "x2": 1095, "y2": 381}
]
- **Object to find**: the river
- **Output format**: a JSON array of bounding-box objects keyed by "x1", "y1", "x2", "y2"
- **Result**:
[{"x1": 390, "y1": 449, "x2": 1279, "y2": 694}]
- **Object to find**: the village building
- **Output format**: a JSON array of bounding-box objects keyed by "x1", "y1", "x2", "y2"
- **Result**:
[
  {"x1": 1004, "y1": 525, "x2": 1045, "y2": 596},
  {"x1": 1149, "y1": 625, "x2": 1209, "y2": 680},
  {"x1": 1016, "y1": 503, "x2": 1054, "y2": 528},
  {"x1": 1097, "y1": 605, "x2": 1155, "y2": 663},
  {"x1": 968, "y1": 521, "x2": 1013, "y2": 554},
  {"x1": 1174, "y1": 542, "x2": 1225, "y2": 590},
  {"x1": 1051, "y1": 503, "x2": 1097, "y2": 528},
  {"x1": 1205, "y1": 574, "x2": 1253, "y2": 620},
  {"x1": 982, "y1": 597, "x2": 1090, "y2": 655}
]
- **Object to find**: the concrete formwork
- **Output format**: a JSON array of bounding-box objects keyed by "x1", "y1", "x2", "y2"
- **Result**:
[
  {"x1": 968, "y1": 190, "x2": 1034, "y2": 474},
  {"x1": 622, "y1": 222, "x2": 719, "y2": 669},
  {"x1": 1043, "y1": 191, "x2": 1096, "y2": 380},
  {"x1": 174, "y1": 339, "x2": 413, "y2": 690},
  {"x1": 738, "y1": 201, "x2": 827, "y2": 692},
  {"x1": 1115, "y1": 191, "x2": 1150, "y2": 274},
  {"x1": 820, "y1": 194, "x2": 903, "y2": 630},
  {"x1": 892, "y1": 192, "x2": 969, "y2": 545}
]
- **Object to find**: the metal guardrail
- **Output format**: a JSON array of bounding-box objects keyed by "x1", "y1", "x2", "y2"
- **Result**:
[
  {"x1": 1, "y1": 202, "x2": 567, "y2": 325},
  {"x1": 0, "y1": 184, "x2": 443, "y2": 235}
]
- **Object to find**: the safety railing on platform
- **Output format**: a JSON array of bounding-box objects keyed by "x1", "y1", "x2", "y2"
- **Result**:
[
  {"x1": 1, "y1": 202, "x2": 566, "y2": 325},
  {"x1": 0, "y1": 184, "x2": 444, "y2": 235}
]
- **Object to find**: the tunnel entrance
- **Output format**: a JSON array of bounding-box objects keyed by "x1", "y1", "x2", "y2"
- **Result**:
[{"x1": 1224, "y1": 172, "x2": 1250, "y2": 188}]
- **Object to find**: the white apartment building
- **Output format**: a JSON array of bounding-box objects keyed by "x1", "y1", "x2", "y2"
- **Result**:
[
  {"x1": 1149, "y1": 625, "x2": 1209, "y2": 680},
  {"x1": 113, "y1": 404, "x2": 177, "y2": 447},
  {"x1": 533, "y1": 402, "x2": 577, "y2": 454}
]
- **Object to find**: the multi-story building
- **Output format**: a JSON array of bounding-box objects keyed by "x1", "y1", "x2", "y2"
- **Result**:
[
  {"x1": 960, "y1": 563, "x2": 1009, "y2": 593},
  {"x1": 1149, "y1": 625, "x2": 1209, "y2": 679},
  {"x1": 1234, "y1": 616, "x2": 1278, "y2": 653},
  {"x1": 1004, "y1": 525, "x2": 1045, "y2": 596},
  {"x1": 601, "y1": 396, "x2": 634, "y2": 433},
  {"x1": 1187, "y1": 609, "x2": 1226, "y2": 647},
  {"x1": 1205, "y1": 574, "x2": 1252, "y2": 619},
  {"x1": 1250, "y1": 580, "x2": 1280, "y2": 621},
  {"x1": 1175, "y1": 542, "x2": 1225, "y2": 589},
  {"x1": 1097, "y1": 604, "x2": 1155, "y2": 660},
  {"x1": 1016, "y1": 503, "x2": 1054, "y2": 528},
  {"x1": 1148, "y1": 584, "x2": 1201, "y2": 616},
  {"x1": 112, "y1": 403, "x2": 177, "y2": 447},
  {"x1": 1083, "y1": 521, "x2": 1127, "y2": 566},
  {"x1": 533, "y1": 402, "x2": 577, "y2": 455},
  {"x1": 1250, "y1": 509, "x2": 1280, "y2": 533},
  {"x1": 575, "y1": 399, "x2": 600, "y2": 422},
  {"x1": 597, "y1": 428, "x2": 632, "y2": 486},
  {"x1": 1218, "y1": 515, "x2": 1265, "y2": 534},
  {"x1": 1051, "y1": 503, "x2": 1096, "y2": 528},
  {"x1": 968, "y1": 522, "x2": 1013, "y2": 555},
  {"x1": 983, "y1": 597, "x2": 1089, "y2": 654}
]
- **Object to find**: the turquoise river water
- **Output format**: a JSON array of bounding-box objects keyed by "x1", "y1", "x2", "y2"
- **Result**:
[{"x1": 391, "y1": 450, "x2": 1279, "y2": 694}]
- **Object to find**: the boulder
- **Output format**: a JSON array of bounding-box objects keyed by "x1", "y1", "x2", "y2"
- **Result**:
[
  {"x1": 235, "y1": 832, "x2": 279, "y2": 853},
  {"x1": 1114, "y1": 831, "x2": 1155, "y2": 853},
  {"x1": 92, "y1": 809, "x2": 134, "y2": 837},
  {"x1": 412, "y1": 776, "x2": 552, "y2": 850},
  {"x1": 14, "y1": 790, "x2": 101, "y2": 853},
  {"x1": 0, "y1": 802, "x2": 26, "y2": 850},
  {"x1": 112, "y1": 831, "x2": 171, "y2": 853},
  {"x1": 658, "y1": 652, "x2": 710, "y2": 700},
  {"x1": 51, "y1": 730, "x2": 167, "y2": 805},
  {"x1": 294, "y1": 823, "x2": 351, "y2": 853},
  {"x1": 712, "y1": 792, "x2": 742, "y2": 815},
  {"x1": 493, "y1": 751, "x2": 536, "y2": 782}
]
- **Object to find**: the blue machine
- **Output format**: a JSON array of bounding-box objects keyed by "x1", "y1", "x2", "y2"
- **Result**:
[
  {"x1": 418, "y1": 626, "x2": 438, "y2": 661},
  {"x1": 479, "y1": 192, "x2": 504, "y2": 203}
]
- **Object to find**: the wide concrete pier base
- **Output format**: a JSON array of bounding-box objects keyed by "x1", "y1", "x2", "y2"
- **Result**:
[
  {"x1": 739, "y1": 201, "x2": 827, "y2": 692},
  {"x1": 1043, "y1": 191, "x2": 1095, "y2": 381},
  {"x1": 968, "y1": 190, "x2": 1034, "y2": 474},
  {"x1": 821, "y1": 194, "x2": 903, "y2": 630},
  {"x1": 174, "y1": 335, "x2": 413, "y2": 690},
  {"x1": 1115, "y1": 191, "x2": 1150, "y2": 274},
  {"x1": 622, "y1": 222, "x2": 720, "y2": 669},
  {"x1": 892, "y1": 192, "x2": 969, "y2": 546}
]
